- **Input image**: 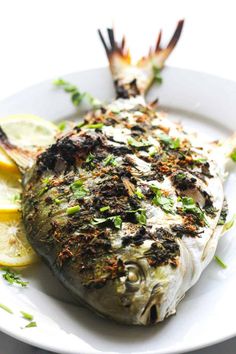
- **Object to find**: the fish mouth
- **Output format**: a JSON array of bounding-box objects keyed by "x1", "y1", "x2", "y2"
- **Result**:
[{"x1": 139, "y1": 283, "x2": 161, "y2": 325}]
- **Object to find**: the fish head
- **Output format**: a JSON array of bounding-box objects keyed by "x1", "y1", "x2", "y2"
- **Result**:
[{"x1": 79, "y1": 236, "x2": 181, "y2": 325}]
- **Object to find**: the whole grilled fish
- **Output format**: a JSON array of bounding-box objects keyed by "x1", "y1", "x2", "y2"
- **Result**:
[{"x1": 0, "y1": 21, "x2": 235, "y2": 325}]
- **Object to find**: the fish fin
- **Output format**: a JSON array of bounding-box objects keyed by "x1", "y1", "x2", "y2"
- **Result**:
[
  {"x1": 98, "y1": 20, "x2": 184, "y2": 98},
  {"x1": 0, "y1": 126, "x2": 36, "y2": 173}
]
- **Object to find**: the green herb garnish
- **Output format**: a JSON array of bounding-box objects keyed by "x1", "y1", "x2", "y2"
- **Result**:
[
  {"x1": 135, "y1": 187, "x2": 144, "y2": 200},
  {"x1": 24, "y1": 321, "x2": 37, "y2": 328},
  {"x1": 230, "y1": 148, "x2": 236, "y2": 162},
  {"x1": 66, "y1": 205, "x2": 81, "y2": 215},
  {"x1": 149, "y1": 146, "x2": 157, "y2": 157},
  {"x1": 54, "y1": 78, "x2": 100, "y2": 108},
  {"x1": 113, "y1": 216, "x2": 122, "y2": 229},
  {"x1": 85, "y1": 153, "x2": 95, "y2": 167},
  {"x1": 214, "y1": 255, "x2": 227, "y2": 269},
  {"x1": 222, "y1": 214, "x2": 236, "y2": 233},
  {"x1": 54, "y1": 198, "x2": 63, "y2": 205},
  {"x1": 100, "y1": 206, "x2": 110, "y2": 212},
  {"x1": 151, "y1": 186, "x2": 174, "y2": 213},
  {"x1": 2, "y1": 268, "x2": 28, "y2": 287},
  {"x1": 153, "y1": 66, "x2": 163, "y2": 85},
  {"x1": 57, "y1": 121, "x2": 66, "y2": 132},
  {"x1": 13, "y1": 194, "x2": 21, "y2": 202},
  {"x1": 193, "y1": 157, "x2": 207, "y2": 164},
  {"x1": 20, "y1": 311, "x2": 34, "y2": 321},
  {"x1": 135, "y1": 210, "x2": 147, "y2": 225},
  {"x1": 70, "y1": 180, "x2": 88, "y2": 199},
  {"x1": 127, "y1": 137, "x2": 151, "y2": 148},
  {"x1": 92, "y1": 216, "x2": 122, "y2": 229},
  {"x1": 86, "y1": 123, "x2": 104, "y2": 129},
  {"x1": 103, "y1": 154, "x2": 117, "y2": 166},
  {"x1": 180, "y1": 196, "x2": 207, "y2": 224},
  {"x1": 0, "y1": 303, "x2": 13, "y2": 314},
  {"x1": 77, "y1": 121, "x2": 85, "y2": 128},
  {"x1": 158, "y1": 133, "x2": 180, "y2": 149},
  {"x1": 175, "y1": 173, "x2": 186, "y2": 181}
]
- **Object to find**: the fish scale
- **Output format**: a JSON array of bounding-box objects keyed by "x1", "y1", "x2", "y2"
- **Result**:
[{"x1": 0, "y1": 20, "x2": 235, "y2": 325}]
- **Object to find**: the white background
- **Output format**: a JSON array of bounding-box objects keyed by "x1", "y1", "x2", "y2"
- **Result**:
[
  {"x1": 0, "y1": 0, "x2": 235, "y2": 100},
  {"x1": 0, "y1": 0, "x2": 236, "y2": 353}
]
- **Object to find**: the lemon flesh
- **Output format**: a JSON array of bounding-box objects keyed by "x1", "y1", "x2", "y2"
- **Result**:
[
  {"x1": 0, "y1": 214, "x2": 38, "y2": 267},
  {"x1": 0, "y1": 170, "x2": 21, "y2": 214},
  {"x1": 0, "y1": 114, "x2": 58, "y2": 172},
  {"x1": 0, "y1": 114, "x2": 58, "y2": 150}
]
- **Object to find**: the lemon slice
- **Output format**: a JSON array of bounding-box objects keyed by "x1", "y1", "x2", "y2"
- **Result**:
[
  {"x1": 0, "y1": 170, "x2": 21, "y2": 214},
  {"x1": 0, "y1": 214, "x2": 38, "y2": 267},
  {"x1": 0, "y1": 114, "x2": 58, "y2": 150},
  {"x1": 0, "y1": 114, "x2": 58, "y2": 172}
]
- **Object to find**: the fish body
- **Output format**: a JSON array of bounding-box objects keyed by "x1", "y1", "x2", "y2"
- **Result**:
[{"x1": 0, "y1": 21, "x2": 234, "y2": 325}]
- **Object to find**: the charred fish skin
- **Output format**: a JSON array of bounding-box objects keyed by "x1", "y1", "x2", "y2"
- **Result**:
[{"x1": 1, "y1": 20, "x2": 233, "y2": 325}]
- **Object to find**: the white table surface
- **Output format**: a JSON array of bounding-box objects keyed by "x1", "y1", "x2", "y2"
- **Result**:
[{"x1": 0, "y1": 0, "x2": 236, "y2": 353}]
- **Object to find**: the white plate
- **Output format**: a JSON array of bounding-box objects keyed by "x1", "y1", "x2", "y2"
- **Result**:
[{"x1": 0, "y1": 67, "x2": 236, "y2": 354}]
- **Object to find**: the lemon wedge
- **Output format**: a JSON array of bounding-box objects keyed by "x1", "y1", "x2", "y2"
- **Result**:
[
  {"x1": 0, "y1": 114, "x2": 58, "y2": 172},
  {"x1": 0, "y1": 213, "x2": 38, "y2": 267},
  {"x1": 0, "y1": 114, "x2": 58, "y2": 150}
]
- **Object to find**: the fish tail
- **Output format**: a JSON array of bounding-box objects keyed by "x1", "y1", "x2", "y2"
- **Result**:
[
  {"x1": 98, "y1": 20, "x2": 184, "y2": 98},
  {"x1": 0, "y1": 126, "x2": 35, "y2": 173}
]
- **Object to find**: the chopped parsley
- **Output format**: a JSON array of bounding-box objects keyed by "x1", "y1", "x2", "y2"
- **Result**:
[
  {"x1": 127, "y1": 137, "x2": 151, "y2": 148},
  {"x1": 54, "y1": 198, "x2": 63, "y2": 205},
  {"x1": 175, "y1": 173, "x2": 186, "y2": 181},
  {"x1": 70, "y1": 180, "x2": 88, "y2": 199},
  {"x1": 135, "y1": 187, "x2": 144, "y2": 200},
  {"x1": 153, "y1": 66, "x2": 163, "y2": 85},
  {"x1": 85, "y1": 153, "x2": 95, "y2": 167},
  {"x1": 180, "y1": 197, "x2": 208, "y2": 225},
  {"x1": 100, "y1": 206, "x2": 110, "y2": 212},
  {"x1": 127, "y1": 208, "x2": 147, "y2": 225},
  {"x1": 103, "y1": 154, "x2": 117, "y2": 166},
  {"x1": 92, "y1": 216, "x2": 122, "y2": 229},
  {"x1": 149, "y1": 146, "x2": 157, "y2": 157},
  {"x1": 13, "y1": 194, "x2": 21, "y2": 202},
  {"x1": 77, "y1": 121, "x2": 85, "y2": 128},
  {"x1": 38, "y1": 177, "x2": 51, "y2": 197},
  {"x1": 230, "y1": 148, "x2": 236, "y2": 162},
  {"x1": 214, "y1": 255, "x2": 227, "y2": 269},
  {"x1": 57, "y1": 121, "x2": 67, "y2": 132},
  {"x1": 222, "y1": 214, "x2": 236, "y2": 233},
  {"x1": 0, "y1": 303, "x2": 13, "y2": 314},
  {"x1": 20, "y1": 311, "x2": 34, "y2": 321},
  {"x1": 151, "y1": 186, "x2": 174, "y2": 213},
  {"x1": 66, "y1": 205, "x2": 81, "y2": 215},
  {"x1": 24, "y1": 321, "x2": 37, "y2": 328},
  {"x1": 193, "y1": 157, "x2": 207, "y2": 164},
  {"x1": 53, "y1": 78, "x2": 100, "y2": 108},
  {"x1": 86, "y1": 123, "x2": 104, "y2": 129},
  {"x1": 135, "y1": 210, "x2": 147, "y2": 225},
  {"x1": 2, "y1": 268, "x2": 28, "y2": 287},
  {"x1": 158, "y1": 133, "x2": 180, "y2": 150}
]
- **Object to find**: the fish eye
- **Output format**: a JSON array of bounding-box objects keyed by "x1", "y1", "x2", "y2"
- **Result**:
[{"x1": 125, "y1": 262, "x2": 144, "y2": 292}]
